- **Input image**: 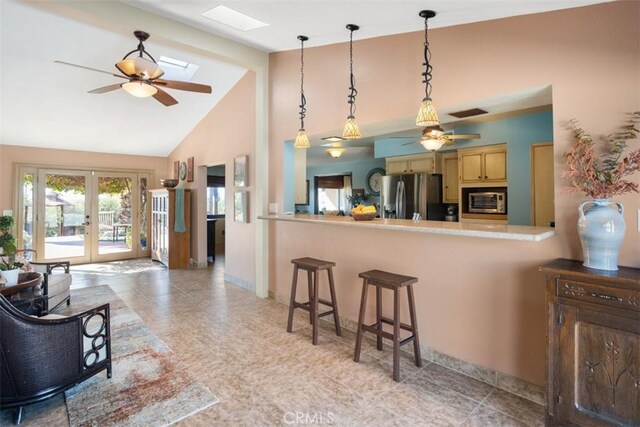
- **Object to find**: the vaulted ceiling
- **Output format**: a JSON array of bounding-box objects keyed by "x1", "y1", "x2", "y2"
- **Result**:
[{"x1": 0, "y1": 0, "x2": 612, "y2": 156}]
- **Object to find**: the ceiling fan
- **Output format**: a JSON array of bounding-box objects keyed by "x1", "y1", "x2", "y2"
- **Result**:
[
  {"x1": 397, "y1": 125, "x2": 481, "y2": 151},
  {"x1": 55, "y1": 30, "x2": 212, "y2": 106}
]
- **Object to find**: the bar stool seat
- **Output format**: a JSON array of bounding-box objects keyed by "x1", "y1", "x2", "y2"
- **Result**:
[
  {"x1": 354, "y1": 269, "x2": 422, "y2": 381},
  {"x1": 287, "y1": 257, "x2": 341, "y2": 345}
]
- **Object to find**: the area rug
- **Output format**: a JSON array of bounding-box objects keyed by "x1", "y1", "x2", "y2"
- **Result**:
[{"x1": 61, "y1": 286, "x2": 218, "y2": 426}]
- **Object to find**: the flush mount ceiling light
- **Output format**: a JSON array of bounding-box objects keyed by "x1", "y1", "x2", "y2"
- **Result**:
[
  {"x1": 200, "y1": 5, "x2": 269, "y2": 31},
  {"x1": 294, "y1": 35, "x2": 310, "y2": 149},
  {"x1": 326, "y1": 148, "x2": 345, "y2": 158},
  {"x1": 342, "y1": 24, "x2": 361, "y2": 140},
  {"x1": 415, "y1": 10, "x2": 440, "y2": 127}
]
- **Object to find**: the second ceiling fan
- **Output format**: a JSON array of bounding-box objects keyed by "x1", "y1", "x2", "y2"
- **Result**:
[
  {"x1": 398, "y1": 125, "x2": 481, "y2": 151},
  {"x1": 56, "y1": 30, "x2": 212, "y2": 106}
]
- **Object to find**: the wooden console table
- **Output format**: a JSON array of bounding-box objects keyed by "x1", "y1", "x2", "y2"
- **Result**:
[{"x1": 540, "y1": 259, "x2": 639, "y2": 426}]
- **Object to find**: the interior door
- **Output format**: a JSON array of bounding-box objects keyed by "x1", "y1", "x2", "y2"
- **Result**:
[
  {"x1": 37, "y1": 169, "x2": 92, "y2": 264},
  {"x1": 91, "y1": 171, "x2": 138, "y2": 262}
]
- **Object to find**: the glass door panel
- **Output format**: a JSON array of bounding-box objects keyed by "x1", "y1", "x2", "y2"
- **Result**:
[
  {"x1": 92, "y1": 172, "x2": 137, "y2": 261},
  {"x1": 37, "y1": 170, "x2": 92, "y2": 263}
]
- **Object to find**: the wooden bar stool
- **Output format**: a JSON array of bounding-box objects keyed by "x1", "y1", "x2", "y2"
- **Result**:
[
  {"x1": 354, "y1": 269, "x2": 422, "y2": 381},
  {"x1": 287, "y1": 257, "x2": 341, "y2": 345}
]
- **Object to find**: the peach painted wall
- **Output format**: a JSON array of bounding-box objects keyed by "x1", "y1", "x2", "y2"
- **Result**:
[
  {"x1": 267, "y1": 2, "x2": 639, "y2": 385},
  {"x1": 0, "y1": 144, "x2": 166, "y2": 210},
  {"x1": 167, "y1": 71, "x2": 256, "y2": 287}
]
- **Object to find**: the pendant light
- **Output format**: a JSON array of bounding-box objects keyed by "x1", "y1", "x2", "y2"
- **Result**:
[
  {"x1": 294, "y1": 35, "x2": 310, "y2": 148},
  {"x1": 416, "y1": 10, "x2": 440, "y2": 127},
  {"x1": 342, "y1": 24, "x2": 361, "y2": 140}
]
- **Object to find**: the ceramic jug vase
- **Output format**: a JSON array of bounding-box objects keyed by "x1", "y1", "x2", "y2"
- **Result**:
[{"x1": 577, "y1": 199, "x2": 625, "y2": 271}]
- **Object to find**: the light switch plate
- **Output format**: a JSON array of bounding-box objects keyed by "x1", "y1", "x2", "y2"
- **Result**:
[
  {"x1": 268, "y1": 203, "x2": 278, "y2": 214},
  {"x1": 2, "y1": 210, "x2": 13, "y2": 216}
]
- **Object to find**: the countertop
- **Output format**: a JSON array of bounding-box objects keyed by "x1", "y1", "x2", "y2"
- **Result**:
[{"x1": 259, "y1": 214, "x2": 556, "y2": 242}]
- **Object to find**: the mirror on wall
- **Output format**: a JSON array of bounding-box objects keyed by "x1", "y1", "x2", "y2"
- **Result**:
[{"x1": 284, "y1": 86, "x2": 554, "y2": 226}]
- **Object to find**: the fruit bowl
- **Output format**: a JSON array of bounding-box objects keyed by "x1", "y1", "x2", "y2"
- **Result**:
[
  {"x1": 352, "y1": 212, "x2": 376, "y2": 221},
  {"x1": 160, "y1": 179, "x2": 179, "y2": 188}
]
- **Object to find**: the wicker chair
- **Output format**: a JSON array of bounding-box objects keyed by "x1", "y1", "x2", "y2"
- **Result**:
[
  {"x1": 0, "y1": 295, "x2": 112, "y2": 424},
  {"x1": 14, "y1": 250, "x2": 71, "y2": 314}
]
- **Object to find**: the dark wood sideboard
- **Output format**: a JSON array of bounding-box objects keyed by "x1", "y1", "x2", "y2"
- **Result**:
[{"x1": 540, "y1": 259, "x2": 639, "y2": 426}]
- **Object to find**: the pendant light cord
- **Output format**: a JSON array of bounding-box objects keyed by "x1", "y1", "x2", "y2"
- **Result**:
[
  {"x1": 298, "y1": 37, "x2": 307, "y2": 130},
  {"x1": 347, "y1": 27, "x2": 358, "y2": 117},
  {"x1": 422, "y1": 16, "x2": 432, "y2": 100}
]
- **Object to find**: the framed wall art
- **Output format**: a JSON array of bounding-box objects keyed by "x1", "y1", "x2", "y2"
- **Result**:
[
  {"x1": 234, "y1": 155, "x2": 248, "y2": 187},
  {"x1": 187, "y1": 156, "x2": 194, "y2": 182},
  {"x1": 234, "y1": 191, "x2": 249, "y2": 223}
]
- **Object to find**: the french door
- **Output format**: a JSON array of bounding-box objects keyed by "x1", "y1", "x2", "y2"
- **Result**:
[{"x1": 17, "y1": 166, "x2": 150, "y2": 264}]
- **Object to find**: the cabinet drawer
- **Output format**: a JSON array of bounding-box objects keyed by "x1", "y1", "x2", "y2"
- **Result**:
[{"x1": 557, "y1": 279, "x2": 640, "y2": 312}]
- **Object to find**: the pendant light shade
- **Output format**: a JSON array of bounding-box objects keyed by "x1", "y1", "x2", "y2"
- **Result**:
[
  {"x1": 416, "y1": 10, "x2": 439, "y2": 127},
  {"x1": 294, "y1": 35, "x2": 310, "y2": 149},
  {"x1": 342, "y1": 24, "x2": 361, "y2": 140}
]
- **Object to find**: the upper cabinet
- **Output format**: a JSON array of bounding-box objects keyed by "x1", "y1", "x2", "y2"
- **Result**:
[
  {"x1": 458, "y1": 144, "x2": 507, "y2": 184},
  {"x1": 386, "y1": 153, "x2": 441, "y2": 175},
  {"x1": 441, "y1": 152, "x2": 459, "y2": 203}
]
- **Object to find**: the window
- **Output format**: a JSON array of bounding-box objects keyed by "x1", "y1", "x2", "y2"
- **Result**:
[
  {"x1": 315, "y1": 174, "x2": 351, "y2": 214},
  {"x1": 207, "y1": 187, "x2": 225, "y2": 216}
]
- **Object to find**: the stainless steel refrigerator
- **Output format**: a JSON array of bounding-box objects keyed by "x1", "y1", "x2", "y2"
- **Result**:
[{"x1": 381, "y1": 174, "x2": 446, "y2": 220}]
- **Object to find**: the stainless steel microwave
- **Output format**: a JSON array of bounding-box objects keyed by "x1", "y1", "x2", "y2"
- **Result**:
[{"x1": 468, "y1": 191, "x2": 507, "y2": 213}]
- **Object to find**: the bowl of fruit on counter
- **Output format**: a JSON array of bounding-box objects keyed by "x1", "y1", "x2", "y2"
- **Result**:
[{"x1": 351, "y1": 204, "x2": 377, "y2": 221}]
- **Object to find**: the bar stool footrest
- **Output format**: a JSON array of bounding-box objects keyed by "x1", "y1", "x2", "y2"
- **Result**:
[{"x1": 380, "y1": 316, "x2": 415, "y2": 332}]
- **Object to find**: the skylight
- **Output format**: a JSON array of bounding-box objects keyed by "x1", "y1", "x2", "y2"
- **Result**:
[
  {"x1": 200, "y1": 5, "x2": 269, "y2": 31},
  {"x1": 157, "y1": 56, "x2": 200, "y2": 82}
]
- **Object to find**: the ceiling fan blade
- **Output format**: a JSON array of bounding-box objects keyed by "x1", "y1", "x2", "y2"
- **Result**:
[
  {"x1": 88, "y1": 83, "x2": 123, "y2": 94},
  {"x1": 388, "y1": 136, "x2": 419, "y2": 139},
  {"x1": 154, "y1": 79, "x2": 212, "y2": 93},
  {"x1": 401, "y1": 140, "x2": 420, "y2": 146},
  {"x1": 55, "y1": 61, "x2": 127, "y2": 79},
  {"x1": 152, "y1": 86, "x2": 178, "y2": 106},
  {"x1": 444, "y1": 133, "x2": 481, "y2": 139}
]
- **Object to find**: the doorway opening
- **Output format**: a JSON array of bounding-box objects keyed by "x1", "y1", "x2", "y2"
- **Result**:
[{"x1": 206, "y1": 165, "x2": 226, "y2": 268}]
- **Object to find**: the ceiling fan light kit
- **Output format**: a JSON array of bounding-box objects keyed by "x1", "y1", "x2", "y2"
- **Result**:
[
  {"x1": 416, "y1": 10, "x2": 440, "y2": 128},
  {"x1": 55, "y1": 30, "x2": 212, "y2": 106},
  {"x1": 294, "y1": 35, "x2": 310, "y2": 148},
  {"x1": 342, "y1": 24, "x2": 361, "y2": 140},
  {"x1": 326, "y1": 148, "x2": 345, "y2": 158}
]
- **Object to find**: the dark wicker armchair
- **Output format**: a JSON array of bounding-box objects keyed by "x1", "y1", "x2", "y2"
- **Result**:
[{"x1": 0, "y1": 295, "x2": 112, "y2": 424}]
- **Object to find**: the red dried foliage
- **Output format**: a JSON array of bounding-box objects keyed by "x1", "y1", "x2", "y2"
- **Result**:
[{"x1": 562, "y1": 112, "x2": 640, "y2": 199}]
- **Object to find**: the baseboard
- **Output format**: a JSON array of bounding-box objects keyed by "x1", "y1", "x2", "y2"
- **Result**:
[
  {"x1": 269, "y1": 294, "x2": 545, "y2": 406},
  {"x1": 224, "y1": 274, "x2": 255, "y2": 292}
]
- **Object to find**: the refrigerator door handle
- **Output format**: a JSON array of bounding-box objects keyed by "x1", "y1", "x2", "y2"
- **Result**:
[{"x1": 397, "y1": 181, "x2": 404, "y2": 219}]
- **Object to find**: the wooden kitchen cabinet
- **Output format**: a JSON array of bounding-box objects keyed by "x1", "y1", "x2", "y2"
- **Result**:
[
  {"x1": 459, "y1": 144, "x2": 507, "y2": 184},
  {"x1": 540, "y1": 259, "x2": 640, "y2": 427},
  {"x1": 441, "y1": 152, "x2": 458, "y2": 203},
  {"x1": 386, "y1": 153, "x2": 440, "y2": 175},
  {"x1": 150, "y1": 188, "x2": 191, "y2": 269}
]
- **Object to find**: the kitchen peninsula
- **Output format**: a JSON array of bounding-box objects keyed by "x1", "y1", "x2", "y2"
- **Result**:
[
  {"x1": 260, "y1": 214, "x2": 554, "y2": 241},
  {"x1": 263, "y1": 212, "x2": 564, "y2": 400}
]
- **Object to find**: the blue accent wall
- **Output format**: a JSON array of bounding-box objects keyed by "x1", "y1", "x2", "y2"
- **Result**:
[
  {"x1": 298, "y1": 158, "x2": 386, "y2": 214},
  {"x1": 283, "y1": 141, "x2": 295, "y2": 212},
  {"x1": 373, "y1": 110, "x2": 554, "y2": 225}
]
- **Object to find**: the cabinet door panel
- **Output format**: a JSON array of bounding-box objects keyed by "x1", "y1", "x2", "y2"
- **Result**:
[
  {"x1": 484, "y1": 151, "x2": 507, "y2": 181},
  {"x1": 443, "y1": 157, "x2": 459, "y2": 203},
  {"x1": 558, "y1": 305, "x2": 640, "y2": 426},
  {"x1": 460, "y1": 153, "x2": 482, "y2": 182},
  {"x1": 386, "y1": 160, "x2": 407, "y2": 175},
  {"x1": 409, "y1": 157, "x2": 433, "y2": 173}
]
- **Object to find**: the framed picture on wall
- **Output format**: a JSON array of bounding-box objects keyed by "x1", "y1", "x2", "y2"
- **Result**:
[
  {"x1": 234, "y1": 155, "x2": 248, "y2": 187},
  {"x1": 234, "y1": 191, "x2": 249, "y2": 223},
  {"x1": 187, "y1": 156, "x2": 194, "y2": 182},
  {"x1": 173, "y1": 160, "x2": 180, "y2": 180}
]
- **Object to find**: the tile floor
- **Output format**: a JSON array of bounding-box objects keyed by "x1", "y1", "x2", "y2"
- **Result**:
[{"x1": 1, "y1": 257, "x2": 545, "y2": 426}]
